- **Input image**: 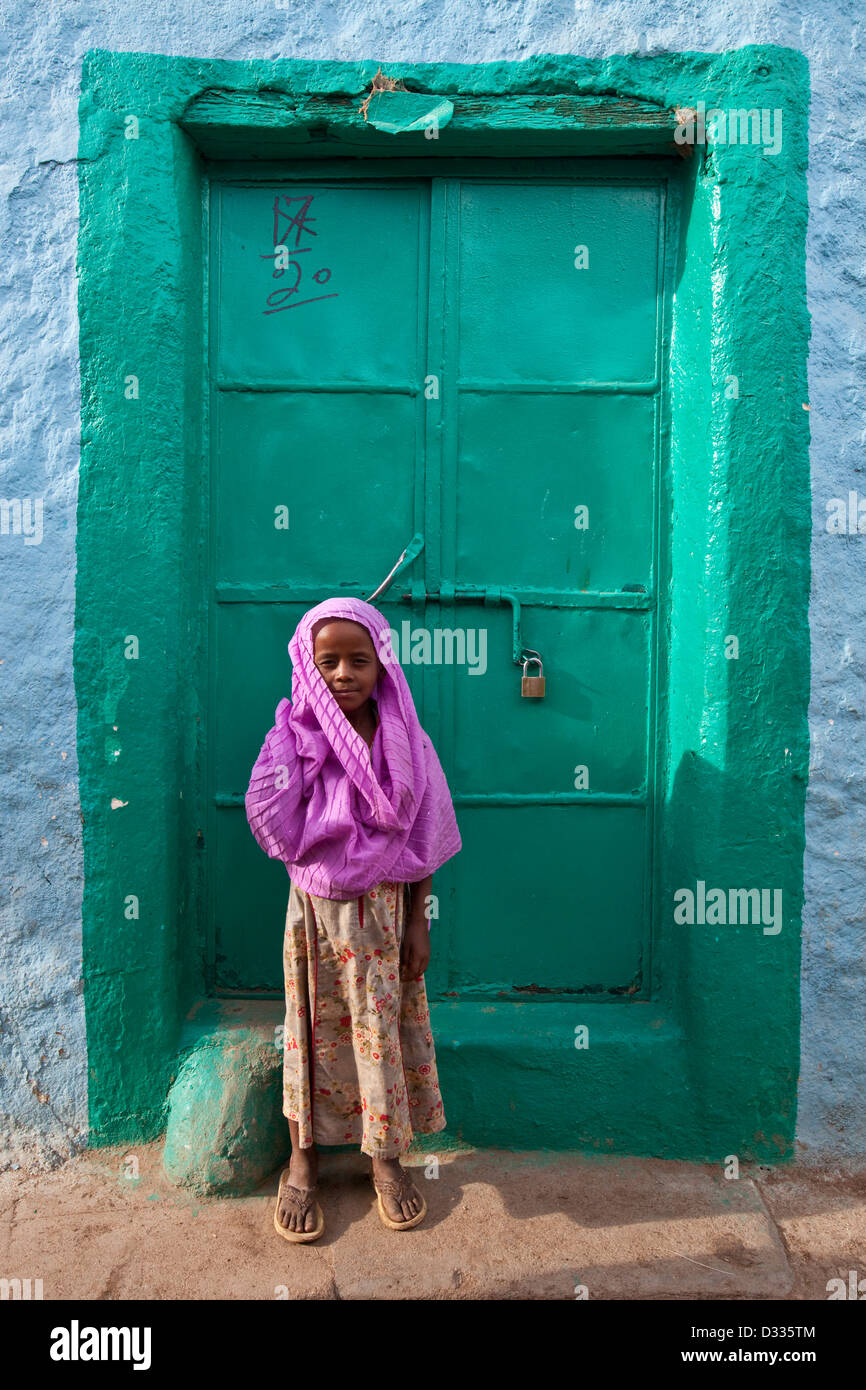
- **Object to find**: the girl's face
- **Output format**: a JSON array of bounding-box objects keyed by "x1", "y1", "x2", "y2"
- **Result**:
[{"x1": 312, "y1": 619, "x2": 381, "y2": 717}]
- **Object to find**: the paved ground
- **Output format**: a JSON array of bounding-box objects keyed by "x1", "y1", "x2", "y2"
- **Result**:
[{"x1": 1, "y1": 1143, "x2": 864, "y2": 1300}]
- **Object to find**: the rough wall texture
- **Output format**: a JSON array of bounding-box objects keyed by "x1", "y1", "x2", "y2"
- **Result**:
[{"x1": 0, "y1": 0, "x2": 861, "y2": 1166}]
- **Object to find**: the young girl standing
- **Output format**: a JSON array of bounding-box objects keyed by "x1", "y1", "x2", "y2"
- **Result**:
[{"x1": 245, "y1": 596, "x2": 461, "y2": 1242}]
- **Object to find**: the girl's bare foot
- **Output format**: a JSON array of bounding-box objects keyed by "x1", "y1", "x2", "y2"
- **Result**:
[
  {"x1": 371, "y1": 1156, "x2": 423, "y2": 1224},
  {"x1": 278, "y1": 1146, "x2": 319, "y2": 1233}
]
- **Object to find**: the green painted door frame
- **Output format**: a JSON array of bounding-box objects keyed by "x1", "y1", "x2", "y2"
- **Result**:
[{"x1": 76, "y1": 49, "x2": 810, "y2": 1159}]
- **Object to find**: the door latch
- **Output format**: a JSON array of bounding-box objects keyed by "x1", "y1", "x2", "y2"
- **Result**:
[{"x1": 365, "y1": 532, "x2": 425, "y2": 603}]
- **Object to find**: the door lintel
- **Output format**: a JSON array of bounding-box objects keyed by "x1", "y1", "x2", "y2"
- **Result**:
[{"x1": 179, "y1": 86, "x2": 680, "y2": 160}]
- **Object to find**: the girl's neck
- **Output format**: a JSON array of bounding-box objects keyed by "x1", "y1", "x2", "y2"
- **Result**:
[{"x1": 346, "y1": 697, "x2": 377, "y2": 741}]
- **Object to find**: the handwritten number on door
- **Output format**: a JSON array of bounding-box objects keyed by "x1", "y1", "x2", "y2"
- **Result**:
[{"x1": 261, "y1": 194, "x2": 339, "y2": 314}]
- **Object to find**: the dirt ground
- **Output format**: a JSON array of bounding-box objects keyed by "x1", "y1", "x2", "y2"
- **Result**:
[{"x1": 1, "y1": 1142, "x2": 864, "y2": 1300}]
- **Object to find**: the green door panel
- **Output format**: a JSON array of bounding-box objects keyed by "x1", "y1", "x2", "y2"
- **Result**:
[
  {"x1": 216, "y1": 392, "x2": 417, "y2": 588},
  {"x1": 208, "y1": 165, "x2": 667, "y2": 999},
  {"x1": 214, "y1": 810, "x2": 290, "y2": 991},
  {"x1": 441, "y1": 805, "x2": 647, "y2": 993},
  {"x1": 451, "y1": 604, "x2": 650, "y2": 795},
  {"x1": 215, "y1": 183, "x2": 428, "y2": 383},
  {"x1": 456, "y1": 393, "x2": 657, "y2": 591},
  {"x1": 457, "y1": 182, "x2": 662, "y2": 383},
  {"x1": 214, "y1": 601, "x2": 306, "y2": 797}
]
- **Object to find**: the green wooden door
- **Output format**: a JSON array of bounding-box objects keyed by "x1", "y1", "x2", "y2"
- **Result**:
[{"x1": 207, "y1": 163, "x2": 667, "y2": 1000}]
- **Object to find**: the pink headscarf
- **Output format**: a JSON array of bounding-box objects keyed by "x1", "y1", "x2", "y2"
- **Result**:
[{"x1": 245, "y1": 596, "x2": 462, "y2": 899}]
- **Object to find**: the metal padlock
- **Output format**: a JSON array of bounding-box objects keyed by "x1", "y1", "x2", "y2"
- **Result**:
[{"x1": 521, "y1": 656, "x2": 546, "y2": 698}]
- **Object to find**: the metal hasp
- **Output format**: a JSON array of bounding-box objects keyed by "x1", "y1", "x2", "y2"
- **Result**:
[
  {"x1": 398, "y1": 582, "x2": 543, "y2": 672},
  {"x1": 372, "y1": 532, "x2": 544, "y2": 673}
]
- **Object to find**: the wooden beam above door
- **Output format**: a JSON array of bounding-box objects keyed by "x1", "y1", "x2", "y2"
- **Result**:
[{"x1": 180, "y1": 89, "x2": 681, "y2": 160}]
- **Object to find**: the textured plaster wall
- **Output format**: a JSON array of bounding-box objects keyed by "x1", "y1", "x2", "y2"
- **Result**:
[{"x1": 0, "y1": 0, "x2": 862, "y2": 1165}]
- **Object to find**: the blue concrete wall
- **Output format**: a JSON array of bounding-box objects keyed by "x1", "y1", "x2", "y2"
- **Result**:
[{"x1": 0, "y1": 0, "x2": 862, "y2": 1165}]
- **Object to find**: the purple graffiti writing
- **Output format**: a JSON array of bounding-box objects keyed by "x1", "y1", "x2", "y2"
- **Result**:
[{"x1": 261, "y1": 194, "x2": 339, "y2": 313}]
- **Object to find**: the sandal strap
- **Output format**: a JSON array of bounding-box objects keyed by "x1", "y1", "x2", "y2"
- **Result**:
[
  {"x1": 280, "y1": 1181, "x2": 317, "y2": 1211},
  {"x1": 374, "y1": 1173, "x2": 418, "y2": 1200}
]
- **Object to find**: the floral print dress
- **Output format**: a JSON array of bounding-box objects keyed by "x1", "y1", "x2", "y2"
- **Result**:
[{"x1": 281, "y1": 877, "x2": 447, "y2": 1158}]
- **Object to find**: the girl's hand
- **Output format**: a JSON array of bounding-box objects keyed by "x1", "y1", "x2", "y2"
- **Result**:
[{"x1": 400, "y1": 917, "x2": 430, "y2": 982}]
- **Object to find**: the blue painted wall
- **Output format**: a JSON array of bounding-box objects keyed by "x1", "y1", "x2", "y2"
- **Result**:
[{"x1": 0, "y1": 0, "x2": 862, "y2": 1165}]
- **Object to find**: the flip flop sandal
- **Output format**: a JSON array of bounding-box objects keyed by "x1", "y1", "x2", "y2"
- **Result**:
[
  {"x1": 273, "y1": 1167, "x2": 325, "y2": 1243},
  {"x1": 371, "y1": 1170, "x2": 427, "y2": 1231}
]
